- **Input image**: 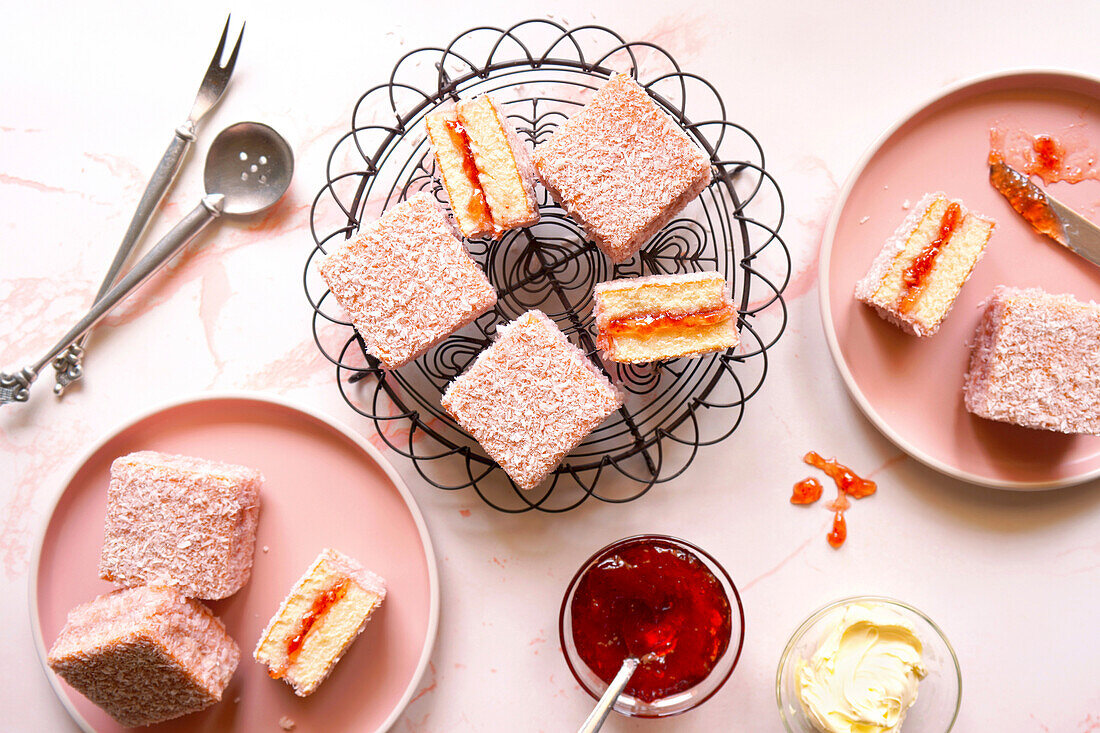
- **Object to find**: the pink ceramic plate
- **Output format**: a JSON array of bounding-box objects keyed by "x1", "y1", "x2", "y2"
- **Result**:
[
  {"x1": 821, "y1": 70, "x2": 1100, "y2": 489},
  {"x1": 30, "y1": 393, "x2": 439, "y2": 732}
]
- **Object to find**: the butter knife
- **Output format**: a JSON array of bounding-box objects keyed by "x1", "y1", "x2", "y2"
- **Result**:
[{"x1": 989, "y1": 157, "x2": 1100, "y2": 268}]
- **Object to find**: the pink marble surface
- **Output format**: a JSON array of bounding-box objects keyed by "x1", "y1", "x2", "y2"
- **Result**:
[{"x1": 2, "y1": 2, "x2": 1100, "y2": 731}]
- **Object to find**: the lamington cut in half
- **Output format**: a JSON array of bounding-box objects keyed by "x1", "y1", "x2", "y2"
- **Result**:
[
  {"x1": 255, "y1": 548, "x2": 387, "y2": 697},
  {"x1": 594, "y1": 271, "x2": 739, "y2": 363},
  {"x1": 855, "y1": 192, "x2": 995, "y2": 336},
  {"x1": 316, "y1": 192, "x2": 498, "y2": 368},
  {"x1": 98, "y1": 451, "x2": 262, "y2": 600},
  {"x1": 532, "y1": 73, "x2": 713, "y2": 263},
  {"x1": 47, "y1": 585, "x2": 239, "y2": 728},
  {"x1": 425, "y1": 94, "x2": 539, "y2": 237},
  {"x1": 964, "y1": 286, "x2": 1100, "y2": 435},
  {"x1": 441, "y1": 310, "x2": 623, "y2": 490},
  {"x1": 425, "y1": 103, "x2": 494, "y2": 238}
]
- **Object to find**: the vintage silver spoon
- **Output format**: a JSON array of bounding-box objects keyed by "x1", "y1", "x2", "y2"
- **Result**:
[
  {"x1": 0, "y1": 121, "x2": 293, "y2": 405},
  {"x1": 577, "y1": 657, "x2": 640, "y2": 733}
]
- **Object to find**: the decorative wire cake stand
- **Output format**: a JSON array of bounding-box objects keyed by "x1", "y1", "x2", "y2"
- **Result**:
[{"x1": 304, "y1": 20, "x2": 790, "y2": 513}]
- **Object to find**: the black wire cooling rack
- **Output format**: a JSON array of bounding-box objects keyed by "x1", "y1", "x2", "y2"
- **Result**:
[{"x1": 304, "y1": 20, "x2": 790, "y2": 513}]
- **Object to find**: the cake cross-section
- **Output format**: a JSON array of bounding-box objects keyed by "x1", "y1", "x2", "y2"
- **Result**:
[
  {"x1": 254, "y1": 548, "x2": 387, "y2": 697},
  {"x1": 316, "y1": 192, "x2": 498, "y2": 368},
  {"x1": 47, "y1": 585, "x2": 240, "y2": 728},
  {"x1": 855, "y1": 192, "x2": 995, "y2": 336},
  {"x1": 964, "y1": 286, "x2": 1100, "y2": 435},
  {"x1": 594, "y1": 271, "x2": 739, "y2": 363},
  {"x1": 533, "y1": 72, "x2": 713, "y2": 263},
  {"x1": 426, "y1": 94, "x2": 540, "y2": 238},
  {"x1": 440, "y1": 310, "x2": 623, "y2": 490},
  {"x1": 98, "y1": 450, "x2": 262, "y2": 600}
]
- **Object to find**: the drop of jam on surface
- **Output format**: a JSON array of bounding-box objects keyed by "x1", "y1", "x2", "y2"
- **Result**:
[
  {"x1": 827, "y1": 512, "x2": 847, "y2": 549},
  {"x1": 897, "y1": 201, "x2": 962, "y2": 314},
  {"x1": 603, "y1": 305, "x2": 737, "y2": 338},
  {"x1": 570, "y1": 537, "x2": 733, "y2": 704},
  {"x1": 270, "y1": 578, "x2": 352, "y2": 678},
  {"x1": 793, "y1": 452, "x2": 877, "y2": 549},
  {"x1": 443, "y1": 118, "x2": 494, "y2": 230},
  {"x1": 791, "y1": 477, "x2": 824, "y2": 504},
  {"x1": 989, "y1": 125, "x2": 1100, "y2": 185},
  {"x1": 988, "y1": 151, "x2": 1066, "y2": 244}
]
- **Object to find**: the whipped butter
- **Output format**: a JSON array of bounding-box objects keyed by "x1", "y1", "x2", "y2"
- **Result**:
[{"x1": 797, "y1": 603, "x2": 927, "y2": 733}]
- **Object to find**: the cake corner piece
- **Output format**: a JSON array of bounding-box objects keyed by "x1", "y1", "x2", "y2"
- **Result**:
[
  {"x1": 854, "y1": 192, "x2": 995, "y2": 337},
  {"x1": 254, "y1": 547, "x2": 387, "y2": 697}
]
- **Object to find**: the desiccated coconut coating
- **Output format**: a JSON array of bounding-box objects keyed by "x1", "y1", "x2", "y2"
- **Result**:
[
  {"x1": 964, "y1": 286, "x2": 1100, "y2": 435},
  {"x1": 440, "y1": 310, "x2": 623, "y2": 490},
  {"x1": 47, "y1": 585, "x2": 239, "y2": 728},
  {"x1": 98, "y1": 451, "x2": 262, "y2": 600},
  {"x1": 533, "y1": 73, "x2": 713, "y2": 263},
  {"x1": 316, "y1": 192, "x2": 498, "y2": 369}
]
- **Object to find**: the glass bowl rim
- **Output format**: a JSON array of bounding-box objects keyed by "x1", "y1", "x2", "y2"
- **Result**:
[
  {"x1": 558, "y1": 532, "x2": 746, "y2": 718},
  {"x1": 775, "y1": 594, "x2": 962, "y2": 733}
]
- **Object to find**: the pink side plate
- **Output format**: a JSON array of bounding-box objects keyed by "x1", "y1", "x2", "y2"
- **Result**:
[
  {"x1": 821, "y1": 69, "x2": 1100, "y2": 490},
  {"x1": 29, "y1": 392, "x2": 439, "y2": 732}
]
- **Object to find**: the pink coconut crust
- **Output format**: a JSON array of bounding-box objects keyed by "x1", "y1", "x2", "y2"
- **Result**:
[
  {"x1": 532, "y1": 73, "x2": 713, "y2": 264},
  {"x1": 47, "y1": 585, "x2": 239, "y2": 728},
  {"x1": 316, "y1": 192, "x2": 498, "y2": 368},
  {"x1": 964, "y1": 286, "x2": 1100, "y2": 435},
  {"x1": 98, "y1": 451, "x2": 261, "y2": 601},
  {"x1": 440, "y1": 310, "x2": 623, "y2": 490},
  {"x1": 253, "y1": 548, "x2": 386, "y2": 696}
]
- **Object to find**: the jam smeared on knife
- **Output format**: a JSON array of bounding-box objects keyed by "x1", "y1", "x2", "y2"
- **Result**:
[
  {"x1": 276, "y1": 578, "x2": 351, "y2": 675},
  {"x1": 792, "y1": 452, "x2": 876, "y2": 548},
  {"x1": 897, "y1": 202, "x2": 961, "y2": 314},
  {"x1": 570, "y1": 537, "x2": 732, "y2": 703},
  {"x1": 988, "y1": 151, "x2": 1066, "y2": 244},
  {"x1": 604, "y1": 305, "x2": 736, "y2": 338}
]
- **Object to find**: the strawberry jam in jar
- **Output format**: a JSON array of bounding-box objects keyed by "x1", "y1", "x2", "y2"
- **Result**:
[{"x1": 560, "y1": 535, "x2": 745, "y2": 717}]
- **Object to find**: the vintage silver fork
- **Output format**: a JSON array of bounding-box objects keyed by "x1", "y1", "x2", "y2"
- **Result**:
[{"x1": 49, "y1": 15, "x2": 245, "y2": 397}]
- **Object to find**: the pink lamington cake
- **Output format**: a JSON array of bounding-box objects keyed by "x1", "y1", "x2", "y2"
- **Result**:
[
  {"x1": 316, "y1": 192, "x2": 498, "y2": 369},
  {"x1": 964, "y1": 286, "x2": 1100, "y2": 435},
  {"x1": 47, "y1": 585, "x2": 239, "y2": 728},
  {"x1": 532, "y1": 72, "x2": 713, "y2": 263},
  {"x1": 99, "y1": 451, "x2": 262, "y2": 600},
  {"x1": 441, "y1": 310, "x2": 623, "y2": 490}
]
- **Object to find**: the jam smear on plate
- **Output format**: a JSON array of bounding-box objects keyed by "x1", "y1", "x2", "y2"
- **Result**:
[
  {"x1": 989, "y1": 125, "x2": 1100, "y2": 185},
  {"x1": 570, "y1": 537, "x2": 732, "y2": 703},
  {"x1": 897, "y1": 202, "x2": 961, "y2": 314},
  {"x1": 793, "y1": 452, "x2": 877, "y2": 548}
]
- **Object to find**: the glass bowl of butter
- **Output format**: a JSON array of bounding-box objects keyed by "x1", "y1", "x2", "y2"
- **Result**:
[{"x1": 776, "y1": 596, "x2": 961, "y2": 733}]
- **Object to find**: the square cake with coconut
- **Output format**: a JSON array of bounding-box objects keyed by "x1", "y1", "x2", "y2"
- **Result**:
[
  {"x1": 964, "y1": 286, "x2": 1100, "y2": 435},
  {"x1": 47, "y1": 585, "x2": 239, "y2": 727},
  {"x1": 98, "y1": 450, "x2": 262, "y2": 600},
  {"x1": 532, "y1": 73, "x2": 713, "y2": 264},
  {"x1": 440, "y1": 310, "x2": 623, "y2": 490}
]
